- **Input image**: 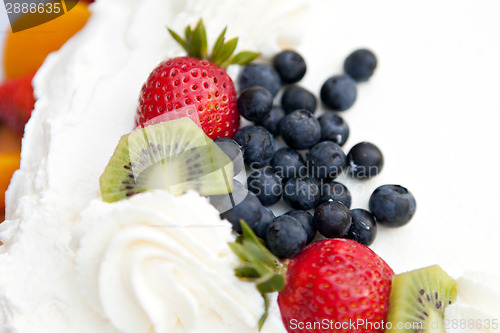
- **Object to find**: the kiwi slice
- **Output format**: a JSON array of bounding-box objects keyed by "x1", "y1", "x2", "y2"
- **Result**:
[
  {"x1": 100, "y1": 117, "x2": 233, "y2": 202},
  {"x1": 385, "y1": 265, "x2": 457, "y2": 333}
]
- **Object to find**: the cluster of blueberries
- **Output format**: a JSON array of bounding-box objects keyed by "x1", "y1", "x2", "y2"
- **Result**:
[{"x1": 214, "y1": 49, "x2": 416, "y2": 259}]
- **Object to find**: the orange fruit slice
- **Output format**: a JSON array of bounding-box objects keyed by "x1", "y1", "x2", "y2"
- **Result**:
[
  {"x1": 0, "y1": 151, "x2": 20, "y2": 219},
  {"x1": 3, "y1": 1, "x2": 90, "y2": 79},
  {"x1": 0, "y1": 124, "x2": 22, "y2": 154}
]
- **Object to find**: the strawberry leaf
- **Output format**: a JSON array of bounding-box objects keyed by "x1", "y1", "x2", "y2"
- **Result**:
[
  {"x1": 243, "y1": 240, "x2": 276, "y2": 268},
  {"x1": 243, "y1": 250, "x2": 272, "y2": 276},
  {"x1": 184, "y1": 25, "x2": 192, "y2": 40},
  {"x1": 228, "y1": 242, "x2": 249, "y2": 262},
  {"x1": 167, "y1": 28, "x2": 187, "y2": 52},
  {"x1": 168, "y1": 20, "x2": 258, "y2": 67},
  {"x1": 235, "y1": 265, "x2": 260, "y2": 278},
  {"x1": 258, "y1": 293, "x2": 270, "y2": 331},
  {"x1": 190, "y1": 26, "x2": 202, "y2": 58},
  {"x1": 217, "y1": 38, "x2": 239, "y2": 67},
  {"x1": 198, "y1": 20, "x2": 208, "y2": 59},
  {"x1": 189, "y1": 20, "x2": 207, "y2": 59},
  {"x1": 234, "y1": 234, "x2": 244, "y2": 244},
  {"x1": 211, "y1": 26, "x2": 227, "y2": 61},
  {"x1": 230, "y1": 51, "x2": 261, "y2": 66},
  {"x1": 229, "y1": 220, "x2": 287, "y2": 331},
  {"x1": 256, "y1": 273, "x2": 285, "y2": 294},
  {"x1": 186, "y1": 26, "x2": 194, "y2": 52},
  {"x1": 240, "y1": 218, "x2": 261, "y2": 244}
]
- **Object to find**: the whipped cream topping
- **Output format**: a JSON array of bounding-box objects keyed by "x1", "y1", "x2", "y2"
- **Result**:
[
  {"x1": 72, "y1": 190, "x2": 279, "y2": 333},
  {"x1": 446, "y1": 272, "x2": 500, "y2": 333},
  {"x1": 0, "y1": 0, "x2": 305, "y2": 331}
]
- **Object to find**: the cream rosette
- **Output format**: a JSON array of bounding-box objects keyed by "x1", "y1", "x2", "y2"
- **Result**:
[{"x1": 72, "y1": 191, "x2": 269, "y2": 333}]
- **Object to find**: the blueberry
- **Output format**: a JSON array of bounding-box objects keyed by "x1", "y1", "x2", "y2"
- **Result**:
[
  {"x1": 220, "y1": 191, "x2": 263, "y2": 233},
  {"x1": 317, "y1": 181, "x2": 352, "y2": 208},
  {"x1": 282, "y1": 177, "x2": 319, "y2": 210},
  {"x1": 307, "y1": 141, "x2": 346, "y2": 180},
  {"x1": 234, "y1": 125, "x2": 275, "y2": 169},
  {"x1": 273, "y1": 50, "x2": 306, "y2": 84},
  {"x1": 344, "y1": 49, "x2": 377, "y2": 82},
  {"x1": 270, "y1": 147, "x2": 306, "y2": 179},
  {"x1": 344, "y1": 209, "x2": 377, "y2": 246},
  {"x1": 314, "y1": 201, "x2": 351, "y2": 238},
  {"x1": 253, "y1": 205, "x2": 275, "y2": 239},
  {"x1": 347, "y1": 142, "x2": 384, "y2": 179},
  {"x1": 257, "y1": 106, "x2": 285, "y2": 136},
  {"x1": 237, "y1": 86, "x2": 273, "y2": 122},
  {"x1": 320, "y1": 74, "x2": 357, "y2": 111},
  {"x1": 279, "y1": 109, "x2": 321, "y2": 150},
  {"x1": 247, "y1": 168, "x2": 283, "y2": 206},
  {"x1": 266, "y1": 215, "x2": 307, "y2": 258},
  {"x1": 238, "y1": 64, "x2": 281, "y2": 97},
  {"x1": 285, "y1": 210, "x2": 316, "y2": 244},
  {"x1": 369, "y1": 185, "x2": 416, "y2": 227},
  {"x1": 214, "y1": 137, "x2": 244, "y2": 175},
  {"x1": 281, "y1": 85, "x2": 317, "y2": 114},
  {"x1": 214, "y1": 137, "x2": 242, "y2": 161},
  {"x1": 318, "y1": 113, "x2": 350, "y2": 146}
]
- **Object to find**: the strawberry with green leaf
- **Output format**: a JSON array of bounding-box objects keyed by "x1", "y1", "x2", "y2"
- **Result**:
[
  {"x1": 231, "y1": 221, "x2": 395, "y2": 332},
  {"x1": 136, "y1": 20, "x2": 259, "y2": 139}
]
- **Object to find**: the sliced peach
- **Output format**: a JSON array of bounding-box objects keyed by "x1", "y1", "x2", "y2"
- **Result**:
[
  {"x1": 3, "y1": 1, "x2": 90, "y2": 79},
  {"x1": 0, "y1": 151, "x2": 20, "y2": 220},
  {"x1": 0, "y1": 114, "x2": 22, "y2": 223},
  {"x1": 0, "y1": 124, "x2": 22, "y2": 154}
]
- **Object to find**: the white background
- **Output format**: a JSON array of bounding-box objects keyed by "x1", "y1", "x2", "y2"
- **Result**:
[{"x1": 298, "y1": 0, "x2": 500, "y2": 276}]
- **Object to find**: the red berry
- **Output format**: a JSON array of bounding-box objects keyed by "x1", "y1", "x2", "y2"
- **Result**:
[
  {"x1": 0, "y1": 72, "x2": 36, "y2": 135},
  {"x1": 278, "y1": 239, "x2": 394, "y2": 333},
  {"x1": 136, "y1": 56, "x2": 239, "y2": 139}
]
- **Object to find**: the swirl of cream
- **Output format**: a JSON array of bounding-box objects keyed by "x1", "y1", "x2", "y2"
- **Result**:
[{"x1": 73, "y1": 191, "x2": 278, "y2": 333}]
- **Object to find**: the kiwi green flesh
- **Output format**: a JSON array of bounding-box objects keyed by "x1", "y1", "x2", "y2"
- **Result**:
[
  {"x1": 100, "y1": 117, "x2": 233, "y2": 202},
  {"x1": 385, "y1": 265, "x2": 457, "y2": 333}
]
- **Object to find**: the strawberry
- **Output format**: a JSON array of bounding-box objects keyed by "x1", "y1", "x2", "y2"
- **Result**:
[
  {"x1": 136, "y1": 20, "x2": 259, "y2": 139},
  {"x1": 278, "y1": 239, "x2": 394, "y2": 333},
  {"x1": 0, "y1": 72, "x2": 36, "y2": 135},
  {"x1": 229, "y1": 222, "x2": 394, "y2": 332}
]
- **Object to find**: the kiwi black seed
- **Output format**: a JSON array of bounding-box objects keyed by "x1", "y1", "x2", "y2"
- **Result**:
[
  {"x1": 385, "y1": 265, "x2": 457, "y2": 333},
  {"x1": 99, "y1": 117, "x2": 234, "y2": 202}
]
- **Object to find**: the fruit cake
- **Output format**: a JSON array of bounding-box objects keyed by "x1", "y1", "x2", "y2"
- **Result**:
[{"x1": 0, "y1": 0, "x2": 499, "y2": 332}]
